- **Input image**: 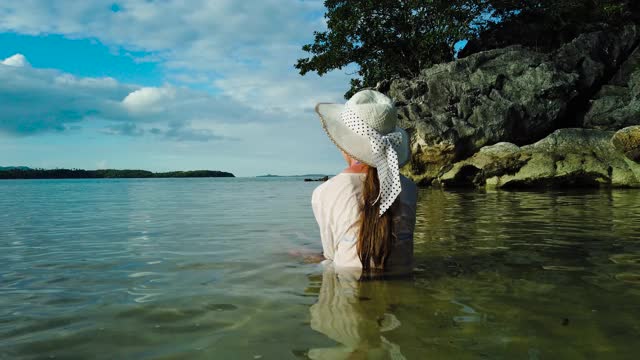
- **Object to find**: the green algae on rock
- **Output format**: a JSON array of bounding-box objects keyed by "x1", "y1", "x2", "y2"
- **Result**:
[
  {"x1": 611, "y1": 125, "x2": 640, "y2": 163},
  {"x1": 437, "y1": 128, "x2": 640, "y2": 188}
]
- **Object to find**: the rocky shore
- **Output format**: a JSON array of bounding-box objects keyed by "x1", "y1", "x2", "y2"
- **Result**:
[{"x1": 380, "y1": 25, "x2": 640, "y2": 188}]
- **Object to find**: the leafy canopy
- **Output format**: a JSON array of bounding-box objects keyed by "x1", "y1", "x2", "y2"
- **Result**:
[
  {"x1": 296, "y1": 0, "x2": 487, "y2": 98},
  {"x1": 296, "y1": 0, "x2": 639, "y2": 98}
]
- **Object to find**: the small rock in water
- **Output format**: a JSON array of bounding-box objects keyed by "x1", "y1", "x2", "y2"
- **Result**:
[{"x1": 304, "y1": 176, "x2": 329, "y2": 182}]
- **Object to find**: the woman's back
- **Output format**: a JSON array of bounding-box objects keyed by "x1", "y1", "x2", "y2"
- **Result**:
[{"x1": 312, "y1": 173, "x2": 418, "y2": 271}]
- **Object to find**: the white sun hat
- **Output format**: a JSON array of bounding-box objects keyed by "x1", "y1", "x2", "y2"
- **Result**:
[{"x1": 315, "y1": 89, "x2": 410, "y2": 216}]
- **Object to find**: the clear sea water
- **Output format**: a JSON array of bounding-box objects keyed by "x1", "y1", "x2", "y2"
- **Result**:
[{"x1": 1, "y1": 178, "x2": 639, "y2": 359}]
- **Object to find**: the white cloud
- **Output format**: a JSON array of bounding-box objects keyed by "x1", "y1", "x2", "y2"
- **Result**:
[
  {"x1": 0, "y1": 55, "x2": 262, "y2": 139},
  {"x1": 122, "y1": 86, "x2": 176, "y2": 112},
  {"x1": 0, "y1": 0, "x2": 351, "y2": 111},
  {"x1": 1, "y1": 53, "x2": 30, "y2": 67},
  {"x1": 0, "y1": 56, "x2": 131, "y2": 134}
]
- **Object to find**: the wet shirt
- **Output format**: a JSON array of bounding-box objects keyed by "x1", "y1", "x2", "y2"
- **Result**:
[{"x1": 311, "y1": 173, "x2": 418, "y2": 271}]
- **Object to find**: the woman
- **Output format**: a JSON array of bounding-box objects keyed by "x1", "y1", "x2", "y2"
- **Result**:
[{"x1": 312, "y1": 90, "x2": 418, "y2": 274}]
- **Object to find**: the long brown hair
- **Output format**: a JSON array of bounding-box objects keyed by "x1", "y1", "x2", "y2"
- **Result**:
[{"x1": 356, "y1": 165, "x2": 394, "y2": 272}]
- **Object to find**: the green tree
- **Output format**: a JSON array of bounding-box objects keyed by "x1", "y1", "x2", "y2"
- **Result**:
[
  {"x1": 296, "y1": 0, "x2": 488, "y2": 98},
  {"x1": 489, "y1": 0, "x2": 637, "y2": 22},
  {"x1": 461, "y1": 0, "x2": 640, "y2": 56}
]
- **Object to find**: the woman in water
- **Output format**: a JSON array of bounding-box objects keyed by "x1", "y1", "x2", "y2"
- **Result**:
[{"x1": 312, "y1": 89, "x2": 418, "y2": 274}]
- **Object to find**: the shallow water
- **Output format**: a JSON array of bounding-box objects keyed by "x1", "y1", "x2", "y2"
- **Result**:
[{"x1": 1, "y1": 178, "x2": 639, "y2": 359}]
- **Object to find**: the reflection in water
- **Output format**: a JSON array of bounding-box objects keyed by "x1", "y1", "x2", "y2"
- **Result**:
[{"x1": 308, "y1": 266, "x2": 406, "y2": 359}]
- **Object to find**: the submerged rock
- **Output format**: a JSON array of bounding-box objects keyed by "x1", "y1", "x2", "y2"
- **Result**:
[
  {"x1": 438, "y1": 128, "x2": 640, "y2": 188},
  {"x1": 383, "y1": 25, "x2": 640, "y2": 185}
]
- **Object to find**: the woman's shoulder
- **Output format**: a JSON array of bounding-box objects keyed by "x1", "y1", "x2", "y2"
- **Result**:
[{"x1": 312, "y1": 173, "x2": 364, "y2": 203}]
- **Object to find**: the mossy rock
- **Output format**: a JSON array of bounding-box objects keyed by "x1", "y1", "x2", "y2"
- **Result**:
[{"x1": 611, "y1": 126, "x2": 640, "y2": 162}]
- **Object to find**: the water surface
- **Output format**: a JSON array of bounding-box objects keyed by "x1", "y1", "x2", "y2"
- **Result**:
[{"x1": 1, "y1": 178, "x2": 639, "y2": 359}]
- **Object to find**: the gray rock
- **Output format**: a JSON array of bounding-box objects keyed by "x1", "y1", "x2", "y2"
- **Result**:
[
  {"x1": 384, "y1": 25, "x2": 640, "y2": 185},
  {"x1": 438, "y1": 128, "x2": 640, "y2": 188},
  {"x1": 583, "y1": 46, "x2": 640, "y2": 130}
]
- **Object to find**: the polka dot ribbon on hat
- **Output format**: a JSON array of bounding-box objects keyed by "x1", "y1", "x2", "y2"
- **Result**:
[{"x1": 341, "y1": 108, "x2": 403, "y2": 216}]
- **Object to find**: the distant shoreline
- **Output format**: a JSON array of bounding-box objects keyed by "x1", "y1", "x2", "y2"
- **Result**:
[{"x1": 0, "y1": 168, "x2": 235, "y2": 180}]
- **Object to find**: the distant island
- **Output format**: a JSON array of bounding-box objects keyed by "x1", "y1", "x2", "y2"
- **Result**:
[
  {"x1": 0, "y1": 166, "x2": 31, "y2": 171},
  {"x1": 0, "y1": 168, "x2": 234, "y2": 179}
]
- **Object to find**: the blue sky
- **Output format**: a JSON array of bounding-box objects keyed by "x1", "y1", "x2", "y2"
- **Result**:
[
  {"x1": 0, "y1": 1, "x2": 465, "y2": 177},
  {"x1": 0, "y1": 33, "x2": 162, "y2": 85}
]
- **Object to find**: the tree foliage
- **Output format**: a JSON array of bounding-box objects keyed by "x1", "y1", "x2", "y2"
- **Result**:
[
  {"x1": 462, "y1": 0, "x2": 640, "y2": 56},
  {"x1": 296, "y1": 0, "x2": 639, "y2": 98},
  {"x1": 296, "y1": 0, "x2": 487, "y2": 98}
]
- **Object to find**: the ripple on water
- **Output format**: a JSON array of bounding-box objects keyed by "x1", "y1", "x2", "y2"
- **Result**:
[
  {"x1": 43, "y1": 297, "x2": 86, "y2": 306},
  {"x1": 150, "y1": 320, "x2": 233, "y2": 334},
  {"x1": 205, "y1": 303, "x2": 238, "y2": 311},
  {"x1": 12, "y1": 327, "x2": 152, "y2": 357},
  {"x1": 114, "y1": 302, "x2": 238, "y2": 323},
  {"x1": 615, "y1": 272, "x2": 640, "y2": 284},
  {"x1": 609, "y1": 254, "x2": 640, "y2": 265},
  {"x1": 542, "y1": 265, "x2": 587, "y2": 272},
  {"x1": 116, "y1": 305, "x2": 205, "y2": 322},
  {"x1": 128, "y1": 272, "x2": 158, "y2": 278},
  {"x1": 1, "y1": 316, "x2": 86, "y2": 340}
]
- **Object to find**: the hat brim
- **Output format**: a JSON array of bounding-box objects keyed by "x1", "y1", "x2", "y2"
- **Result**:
[{"x1": 315, "y1": 103, "x2": 410, "y2": 168}]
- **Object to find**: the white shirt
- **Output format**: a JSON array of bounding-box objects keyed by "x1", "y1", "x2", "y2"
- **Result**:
[{"x1": 311, "y1": 172, "x2": 418, "y2": 271}]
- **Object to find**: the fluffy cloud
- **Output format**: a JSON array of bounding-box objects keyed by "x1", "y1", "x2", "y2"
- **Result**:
[
  {"x1": 0, "y1": 54, "x2": 265, "y2": 139},
  {"x1": 122, "y1": 87, "x2": 177, "y2": 112},
  {"x1": 0, "y1": 0, "x2": 351, "y2": 112},
  {"x1": 0, "y1": 56, "x2": 129, "y2": 135},
  {"x1": 1, "y1": 53, "x2": 30, "y2": 67}
]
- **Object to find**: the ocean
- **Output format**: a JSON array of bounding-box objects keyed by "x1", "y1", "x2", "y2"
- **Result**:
[{"x1": 1, "y1": 177, "x2": 640, "y2": 359}]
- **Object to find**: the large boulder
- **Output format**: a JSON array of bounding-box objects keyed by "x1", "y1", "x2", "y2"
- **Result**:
[
  {"x1": 384, "y1": 25, "x2": 640, "y2": 185},
  {"x1": 583, "y1": 47, "x2": 640, "y2": 130},
  {"x1": 387, "y1": 46, "x2": 577, "y2": 185},
  {"x1": 438, "y1": 128, "x2": 640, "y2": 188}
]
